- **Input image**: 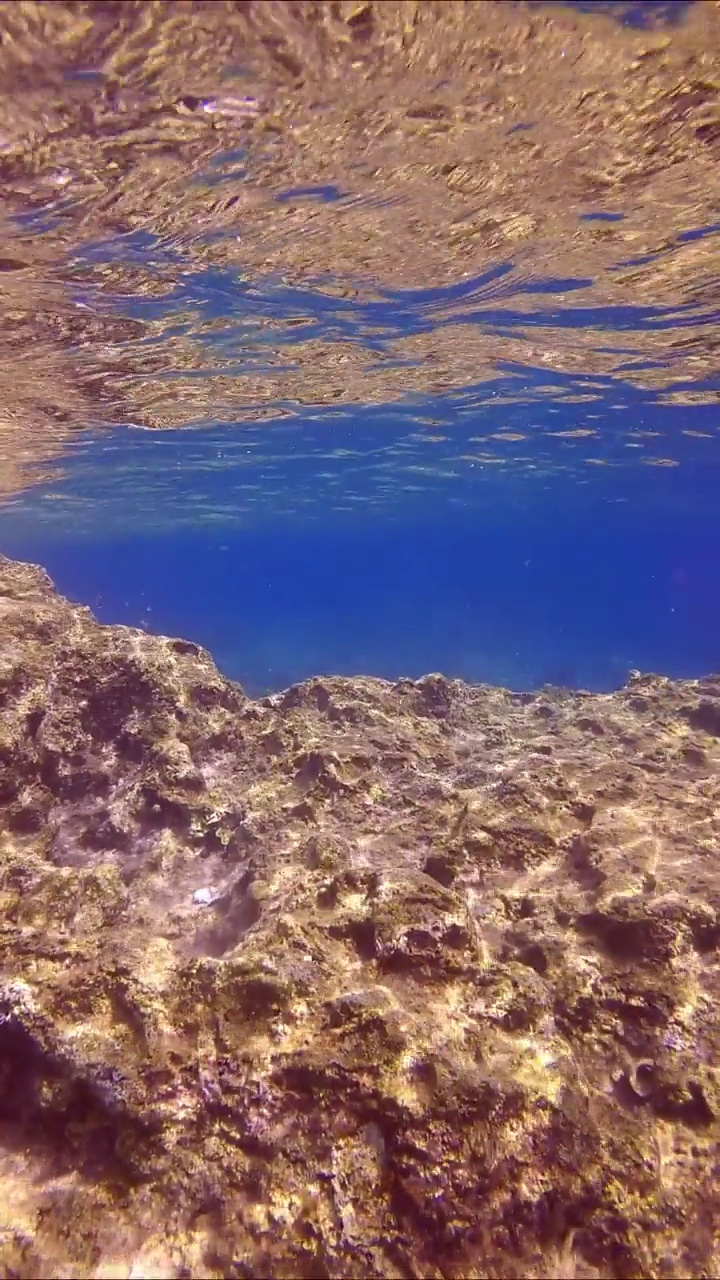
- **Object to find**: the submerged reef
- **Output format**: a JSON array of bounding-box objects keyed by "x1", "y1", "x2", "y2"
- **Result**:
[{"x1": 0, "y1": 552, "x2": 719, "y2": 1279}]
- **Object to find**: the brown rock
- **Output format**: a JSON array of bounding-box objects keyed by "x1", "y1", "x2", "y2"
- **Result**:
[{"x1": 1, "y1": 553, "x2": 719, "y2": 1279}]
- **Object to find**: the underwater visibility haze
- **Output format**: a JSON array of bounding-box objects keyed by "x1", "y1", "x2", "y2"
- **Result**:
[
  {"x1": 2, "y1": 3, "x2": 720, "y2": 1278},
  {"x1": 3, "y1": 376, "x2": 720, "y2": 695}
]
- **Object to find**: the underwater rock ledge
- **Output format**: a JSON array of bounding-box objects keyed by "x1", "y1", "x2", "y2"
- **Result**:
[{"x1": 0, "y1": 552, "x2": 719, "y2": 1280}]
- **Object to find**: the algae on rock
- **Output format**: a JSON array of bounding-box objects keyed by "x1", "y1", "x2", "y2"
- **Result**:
[{"x1": 0, "y1": 553, "x2": 719, "y2": 1279}]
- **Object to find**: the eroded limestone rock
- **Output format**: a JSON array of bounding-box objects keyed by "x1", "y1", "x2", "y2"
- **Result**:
[{"x1": 0, "y1": 554, "x2": 719, "y2": 1279}]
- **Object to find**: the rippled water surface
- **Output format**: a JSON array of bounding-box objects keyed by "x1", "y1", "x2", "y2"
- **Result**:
[{"x1": 1, "y1": 0, "x2": 719, "y2": 692}]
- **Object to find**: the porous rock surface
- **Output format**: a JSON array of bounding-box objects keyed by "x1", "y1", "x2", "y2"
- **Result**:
[{"x1": 0, "y1": 553, "x2": 719, "y2": 1280}]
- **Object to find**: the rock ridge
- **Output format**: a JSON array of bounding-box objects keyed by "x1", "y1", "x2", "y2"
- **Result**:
[{"x1": 0, "y1": 553, "x2": 719, "y2": 1279}]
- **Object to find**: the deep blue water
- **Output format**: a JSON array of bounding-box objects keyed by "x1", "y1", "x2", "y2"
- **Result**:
[
  {"x1": 2, "y1": 359, "x2": 720, "y2": 695},
  {"x1": 3, "y1": 502, "x2": 720, "y2": 697}
]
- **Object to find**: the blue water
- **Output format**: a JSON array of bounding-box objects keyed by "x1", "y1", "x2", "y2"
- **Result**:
[
  {"x1": 2, "y1": 351, "x2": 719, "y2": 695},
  {"x1": 2, "y1": 23, "x2": 720, "y2": 698},
  {"x1": 3, "y1": 501, "x2": 720, "y2": 697}
]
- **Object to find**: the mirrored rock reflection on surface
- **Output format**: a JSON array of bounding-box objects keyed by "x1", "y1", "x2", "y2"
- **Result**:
[
  {"x1": 0, "y1": 0, "x2": 719, "y2": 493},
  {"x1": 1, "y1": 3, "x2": 720, "y2": 1279}
]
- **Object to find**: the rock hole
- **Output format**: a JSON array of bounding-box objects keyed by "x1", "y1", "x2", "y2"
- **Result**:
[
  {"x1": 347, "y1": 918, "x2": 378, "y2": 961},
  {"x1": 423, "y1": 853, "x2": 456, "y2": 887}
]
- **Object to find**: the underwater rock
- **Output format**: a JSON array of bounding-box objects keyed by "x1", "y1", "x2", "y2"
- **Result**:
[{"x1": 0, "y1": 553, "x2": 719, "y2": 1279}]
